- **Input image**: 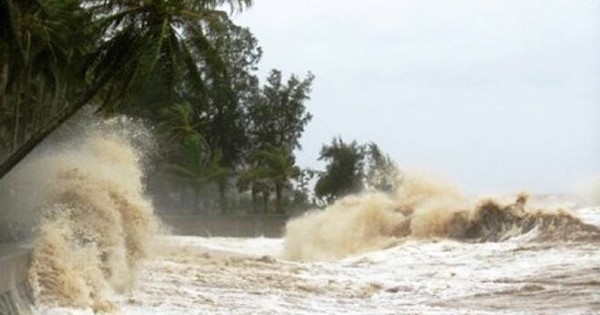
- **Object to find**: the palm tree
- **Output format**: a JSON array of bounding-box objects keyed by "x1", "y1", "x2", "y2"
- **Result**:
[
  {"x1": 0, "y1": 0, "x2": 253, "y2": 179},
  {"x1": 164, "y1": 132, "x2": 229, "y2": 213},
  {"x1": 239, "y1": 145, "x2": 300, "y2": 213},
  {"x1": 0, "y1": 0, "x2": 91, "y2": 152},
  {"x1": 315, "y1": 137, "x2": 366, "y2": 204},
  {"x1": 157, "y1": 103, "x2": 202, "y2": 149}
]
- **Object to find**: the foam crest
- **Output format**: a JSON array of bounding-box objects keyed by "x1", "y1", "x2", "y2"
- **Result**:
[
  {"x1": 23, "y1": 118, "x2": 160, "y2": 312},
  {"x1": 284, "y1": 175, "x2": 600, "y2": 261}
]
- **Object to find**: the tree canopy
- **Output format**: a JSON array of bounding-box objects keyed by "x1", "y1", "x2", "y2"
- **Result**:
[
  {"x1": 315, "y1": 137, "x2": 366, "y2": 204},
  {"x1": 315, "y1": 138, "x2": 401, "y2": 204},
  {"x1": 0, "y1": 0, "x2": 404, "y2": 216},
  {"x1": 237, "y1": 70, "x2": 314, "y2": 213},
  {"x1": 0, "y1": 0, "x2": 254, "y2": 179}
]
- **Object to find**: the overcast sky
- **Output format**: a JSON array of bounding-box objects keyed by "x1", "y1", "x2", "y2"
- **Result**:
[{"x1": 233, "y1": 0, "x2": 600, "y2": 194}]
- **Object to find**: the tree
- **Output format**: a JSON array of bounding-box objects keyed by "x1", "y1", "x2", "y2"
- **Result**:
[
  {"x1": 194, "y1": 21, "x2": 263, "y2": 212},
  {"x1": 164, "y1": 133, "x2": 229, "y2": 212},
  {"x1": 0, "y1": 0, "x2": 254, "y2": 179},
  {"x1": 157, "y1": 103, "x2": 201, "y2": 146},
  {"x1": 246, "y1": 69, "x2": 314, "y2": 152},
  {"x1": 291, "y1": 168, "x2": 317, "y2": 209},
  {"x1": 155, "y1": 102, "x2": 205, "y2": 211},
  {"x1": 237, "y1": 70, "x2": 314, "y2": 212},
  {"x1": 365, "y1": 142, "x2": 402, "y2": 192},
  {"x1": 145, "y1": 20, "x2": 263, "y2": 214},
  {"x1": 238, "y1": 145, "x2": 300, "y2": 213},
  {"x1": 0, "y1": 0, "x2": 92, "y2": 156},
  {"x1": 315, "y1": 137, "x2": 366, "y2": 204}
]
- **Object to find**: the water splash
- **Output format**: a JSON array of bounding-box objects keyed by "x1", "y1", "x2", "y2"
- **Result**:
[
  {"x1": 15, "y1": 117, "x2": 162, "y2": 312},
  {"x1": 284, "y1": 175, "x2": 600, "y2": 261}
]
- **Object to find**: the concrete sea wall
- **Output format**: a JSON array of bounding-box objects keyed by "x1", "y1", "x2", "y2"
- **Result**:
[{"x1": 160, "y1": 214, "x2": 290, "y2": 238}]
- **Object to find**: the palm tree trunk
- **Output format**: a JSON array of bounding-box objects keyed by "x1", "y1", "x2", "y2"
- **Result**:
[
  {"x1": 251, "y1": 186, "x2": 258, "y2": 213},
  {"x1": 12, "y1": 95, "x2": 20, "y2": 151},
  {"x1": 178, "y1": 180, "x2": 186, "y2": 213},
  {"x1": 275, "y1": 182, "x2": 283, "y2": 213},
  {"x1": 194, "y1": 186, "x2": 203, "y2": 214},
  {"x1": 217, "y1": 179, "x2": 228, "y2": 214},
  {"x1": 262, "y1": 191, "x2": 269, "y2": 214},
  {"x1": 0, "y1": 75, "x2": 109, "y2": 179},
  {"x1": 0, "y1": 63, "x2": 8, "y2": 101}
]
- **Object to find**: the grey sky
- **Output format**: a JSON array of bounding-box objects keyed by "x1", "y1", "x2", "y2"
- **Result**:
[{"x1": 233, "y1": 0, "x2": 600, "y2": 194}]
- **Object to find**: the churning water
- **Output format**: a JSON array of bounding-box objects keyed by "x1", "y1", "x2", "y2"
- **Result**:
[
  {"x1": 1, "y1": 117, "x2": 161, "y2": 313},
  {"x1": 5, "y1": 118, "x2": 598, "y2": 314},
  {"x1": 284, "y1": 175, "x2": 600, "y2": 261}
]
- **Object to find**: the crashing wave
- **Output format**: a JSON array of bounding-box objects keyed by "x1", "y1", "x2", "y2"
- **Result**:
[
  {"x1": 9, "y1": 117, "x2": 162, "y2": 312},
  {"x1": 284, "y1": 176, "x2": 600, "y2": 261}
]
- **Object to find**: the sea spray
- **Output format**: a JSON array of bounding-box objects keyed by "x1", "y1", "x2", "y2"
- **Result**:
[
  {"x1": 284, "y1": 175, "x2": 468, "y2": 260},
  {"x1": 284, "y1": 175, "x2": 600, "y2": 261},
  {"x1": 580, "y1": 176, "x2": 600, "y2": 206},
  {"x1": 11, "y1": 117, "x2": 162, "y2": 312}
]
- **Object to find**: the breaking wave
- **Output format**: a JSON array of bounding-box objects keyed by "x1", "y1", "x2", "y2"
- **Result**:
[
  {"x1": 284, "y1": 175, "x2": 600, "y2": 261},
  {"x1": 15, "y1": 117, "x2": 161, "y2": 312}
]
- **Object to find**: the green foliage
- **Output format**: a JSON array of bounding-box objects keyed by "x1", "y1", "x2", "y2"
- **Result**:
[
  {"x1": 315, "y1": 139, "x2": 401, "y2": 204},
  {"x1": 238, "y1": 145, "x2": 300, "y2": 213},
  {"x1": 0, "y1": 0, "x2": 255, "y2": 179},
  {"x1": 315, "y1": 137, "x2": 366, "y2": 204},
  {"x1": 157, "y1": 103, "x2": 200, "y2": 144},
  {"x1": 166, "y1": 133, "x2": 229, "y2": 187},
  {"x1": 236, "y1": 70, "x2": 314, "y2": 213},
  {"x1": 87, "y1": 0, "x2": 252, "y2": 113},
  {"x1": 291, "y1": 168, "x2": 317, "y2": 209},
  {"x1": 246, "y1": 69, "x2": 314, "y2": 151},
  {"x1": 0, "y1": 0, "x2": 323, "y2": 216},
  {"x1": 188, "y1": 19, "x2": 262, "y2": 172},
  {"x1": 0, "y1": 0, "x2": 92, "y2": 154},
  {"x1": 365, "y1": 142, "x2": 402, "y2": 192}
]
